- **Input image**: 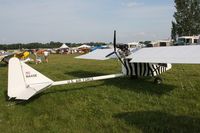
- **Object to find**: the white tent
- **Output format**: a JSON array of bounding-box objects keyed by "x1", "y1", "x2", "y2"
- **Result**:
[
  {"x1": 77, "y1": 44, "x2": 91, "y2": 49},
  {"x1": 59, "y1": 44, "x2": 69, "y2": 49}
]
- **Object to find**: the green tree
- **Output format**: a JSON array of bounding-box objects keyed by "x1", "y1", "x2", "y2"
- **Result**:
[
  {"x1": 172, "y1": 0, "x2": 200, "y2": 38},
  {"x1": 171, "y1": 21, "x2": 177, "y2": 41}
]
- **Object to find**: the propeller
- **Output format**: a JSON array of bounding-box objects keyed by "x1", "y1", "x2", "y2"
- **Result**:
[
  {"x1": 113, "y1": 30, "x2": 116, "y2": 52},
  {"x1": 106, "y1": 30, "x2": 117, "y2": 58},
  {"x1": 105, "y1": 30, "x2": 125, "y2": 67}
]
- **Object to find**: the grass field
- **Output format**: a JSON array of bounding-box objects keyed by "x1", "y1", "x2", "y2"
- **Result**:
[{"x1": 0, "y1": 54, "x2": 200, "y2": 133}]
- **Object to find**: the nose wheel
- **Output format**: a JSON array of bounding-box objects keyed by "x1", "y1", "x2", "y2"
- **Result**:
[{"x1": 154, "y1": 77, "x2": 163, "y2": 84}]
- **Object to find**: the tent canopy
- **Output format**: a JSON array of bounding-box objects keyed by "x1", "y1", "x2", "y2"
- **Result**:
[
  {"x1": 77, "y1": 44, "x2": 91, "y2": 49},
  {"x1": 59, "y1": 44, "x2": 69, "y2": 49}
]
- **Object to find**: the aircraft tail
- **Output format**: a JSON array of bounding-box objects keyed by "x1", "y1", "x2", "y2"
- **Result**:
[{"x1": 8, "y1": 57, "x2": 53, "y2": 100}]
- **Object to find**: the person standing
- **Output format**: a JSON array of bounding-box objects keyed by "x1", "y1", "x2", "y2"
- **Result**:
[
  {"x1": 33, "y1": 49, "x2": 38, "y2": 64},
  {"x1": 43, "y1": 50, "x2": 49, "y2": 63}
]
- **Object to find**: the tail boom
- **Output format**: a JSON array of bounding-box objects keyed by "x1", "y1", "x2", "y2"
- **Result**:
[{"x1": 52, "y1": 73, "x2": 124, "y2": 86}]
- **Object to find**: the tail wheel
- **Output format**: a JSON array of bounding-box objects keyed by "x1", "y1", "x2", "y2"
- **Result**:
[{"x1": 154, "y1": 77, "x2": 163, "y2": 84}]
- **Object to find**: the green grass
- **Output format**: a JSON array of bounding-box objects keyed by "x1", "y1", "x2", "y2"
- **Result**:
[{"x1": 0, "y1": 54, "x2": 200, "y2": 133}]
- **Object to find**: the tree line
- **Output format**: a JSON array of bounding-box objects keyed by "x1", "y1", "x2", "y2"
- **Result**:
[{"x1": 0, "y1": 41, "x2": 107, "y2": 50}]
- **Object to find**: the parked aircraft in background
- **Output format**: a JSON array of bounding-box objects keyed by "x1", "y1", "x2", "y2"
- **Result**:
[{"x1": 0, "y1": 51, "x2": 30, "y2": 64}]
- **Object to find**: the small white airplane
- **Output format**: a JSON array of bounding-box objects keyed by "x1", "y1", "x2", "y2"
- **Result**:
[{"x1": 7, "y1": 31, "x2": 200, "y2": 100}]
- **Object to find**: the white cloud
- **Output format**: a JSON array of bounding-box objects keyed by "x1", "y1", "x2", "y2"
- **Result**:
[
  {"x1": 117, "y1": 31, "x2": 161, "y2": 43},
  {"x1": 126, "y1": 2, "x2": 143, "y2": 8},
  {"x1": 122, "y1": 0, "x2": 143, "y2": 8}
]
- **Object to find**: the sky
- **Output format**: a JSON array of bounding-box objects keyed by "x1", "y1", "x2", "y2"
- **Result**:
[{"x1": 0, "y1": 0, "x2": 175, "y2": 44}]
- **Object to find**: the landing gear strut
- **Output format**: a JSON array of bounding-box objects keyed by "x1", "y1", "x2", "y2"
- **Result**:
[{"x1": 154, "y1": 77, "x2": 163, "y2": 84}]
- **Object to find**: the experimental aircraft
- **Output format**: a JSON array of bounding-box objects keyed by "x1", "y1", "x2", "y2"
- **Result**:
[{"x1": 7, "y1": 31, "x2": 200, "y2": 100}]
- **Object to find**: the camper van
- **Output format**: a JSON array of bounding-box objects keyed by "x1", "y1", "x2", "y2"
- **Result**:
[{"x1": 176, "y1": 36, "x2": 200, "y2": 45}]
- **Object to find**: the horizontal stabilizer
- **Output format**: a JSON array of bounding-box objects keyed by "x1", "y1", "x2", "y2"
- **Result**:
[
  {"x1": 75, "y1": 49, "x2": 116, "y2": 60},
  {"x1": 128, "y1": 45, "x2": 200, "y2": 64}
]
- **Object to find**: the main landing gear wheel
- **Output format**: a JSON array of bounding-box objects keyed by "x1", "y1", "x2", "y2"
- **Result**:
[{"x1": 154, "y1": 77, "x2": 163, "y2": 84}]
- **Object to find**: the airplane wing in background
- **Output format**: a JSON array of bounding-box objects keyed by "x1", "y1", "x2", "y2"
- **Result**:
[
  {"x1": 75, "y1": 49, "x2": 117, "y2": 60},
  {"x1": 128, "y1": 45, "x2": 200, "y2": 64},
  {"x1": 0, "y1": 52, "x2": 15, "y2": 62}
]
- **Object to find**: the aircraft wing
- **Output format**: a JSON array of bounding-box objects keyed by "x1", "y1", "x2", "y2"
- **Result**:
[
  {"x1": 76, "y1": 49, "x2": 116, "y2": 60},
  {"x1": 0, "y1": 55, "x2": 4, "y2": 61},
  {"x1": 0, "y1": 52, "x2": 15, "y2": 62},
  {"x1": 128, "y1": 45, "x2": 200, "y2": 64}
]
